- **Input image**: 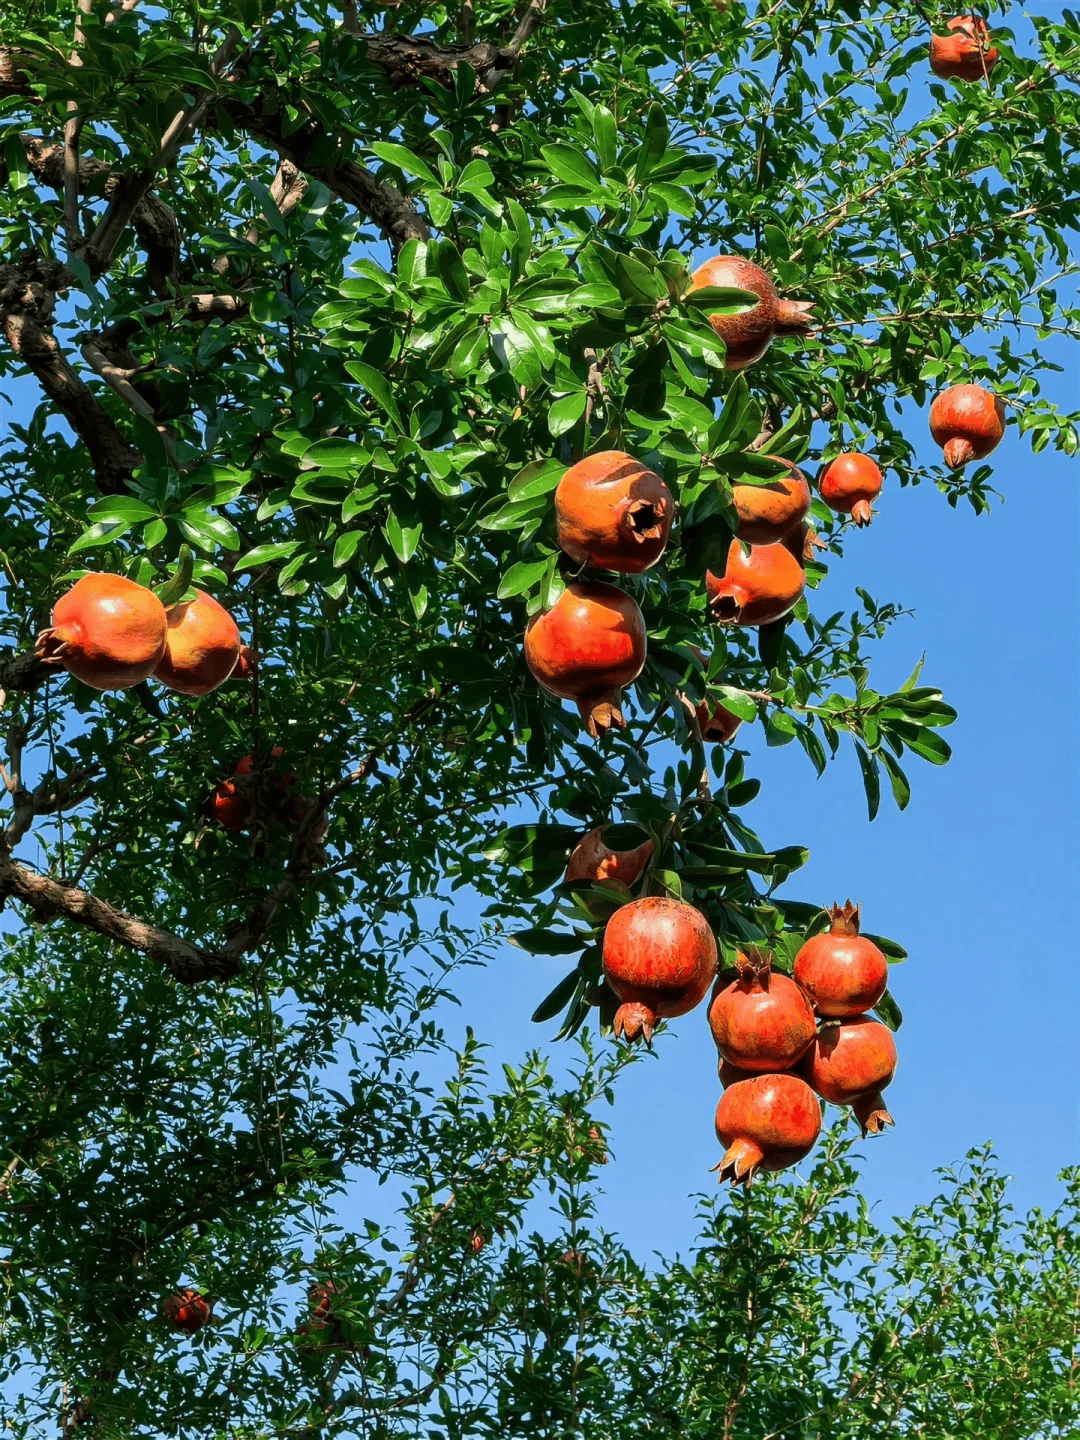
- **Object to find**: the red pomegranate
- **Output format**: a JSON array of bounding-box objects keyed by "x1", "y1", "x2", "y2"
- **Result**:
[
  {"x1": 209, "y1": 777, "x2": 249, "y2": 831},
  {"x1": 36, "y1": 573, "x2": 167, "y2": 690},
  {"x1": 565, "y1": 826, "x2": 653, "y2": 888},
  {"x1": 689, "y1": 256, "x2": 814, "y2": 370},
  {"x1": 793, "y1": 902, "x2": 888, "y2": 1018},
  {"x1": 153, "y1": 590, "x2": 242, "y2": 696},
  {"x1": 733, "y1": 458, "x2": 812, "y2": 545},
  {"x1": 799, "y1": 1017, "x2": 897, "y2": 1135},
  {"x1": 706, "y1": 540, "x2": 805, "y2": 627},
  {"x1": 209, "y1": 747, "x2": 295, "y2": 832},
  {"x1": 714, "y1": 1073, "x2": 822, "y2": 1186},
  {"x1": 929, "y1": 15, "x2": 999, "y2": 82},
  {"x1": 708, "y1": 949, "x2": 817, "y2": 1072},
  {"x1": 929, "y1": 384, "x2": 1006, "y2": 469},
  {"x1": 163, "y1": 1288, "x2": 211, "y2": 1334},
  {"x1": 524, "y1": 582, "x2": 647, "y2": 737},
  {"x1": 555, "y1": 452, "x2": 674, "y2": 573},
  {"x1": 233, "y1": 644, "x2": 258, "y2": 679},
  {"x1": 602, "y1": 895, "x2": 718, "y2": 1043},
  {"x1": 308, "y1": 1280, "x2": 339, "y2": 1332},
  {"x1": 817, "y1": 453, "x2": 883, "y2": 527},
  {"x1": 694, "y1": 695, "x2": 743, "y2": 743}
]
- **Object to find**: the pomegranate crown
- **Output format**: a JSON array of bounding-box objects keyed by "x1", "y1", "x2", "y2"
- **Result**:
[
  {"x1": 734, "y1": 946, "x2": 774, "y2": 988},
  {"x1": 826, "y1": 900, "x2": 861, "y2": 937}
]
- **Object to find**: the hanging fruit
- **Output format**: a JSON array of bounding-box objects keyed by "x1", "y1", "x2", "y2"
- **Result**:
[
  {"x1": 793, "y1": 902, "x2": 889, "y2": 1017},
  {"x1": 209, "y1": 748, "x2": 295, "y2": 833},
  {"x1": 929, "y1": 384, "x2": 1006, "y2": 469},
  {"x1": 555, "y1": 452, "x2": 674, "y2": 573},
  {"x1": 602, "y1": 895, "x2": 718, "y2": 1043},
  {"x1": 817, "y1": 453, "x2": 883, "y2": 527},
  {"x1": 163, "y1": 1289, "x2": 211, "y2": 1334},
  {"x1": 708, "y1": 949, "x2": 818, "y2": 1072},
  {"x1": 706, "y1": 539, "x2": 805, "y2": 626},
  {"x1": 524, "y1": 581, "x2": 647, "y2": 737},
  {"x1": 565, "y1": 826, "x2": 654, "y2": 888},
  {"x1": 799, "y1": 1016, "x2": 897, "y2": 1135},
  {"x1": 233, "y1": 645, "x2": 258, "y2": 680},
  {"x1": 689, "y1": 255, "x2": 814, "y2": 370},
  {"x1": 929, "y1": 15, "x2": 999, "y2": 82},
  {"x1": 693, "y1": 695, "x2": 743, "y2": 743},
  {"x1": 153, "y1": 590, "x2": 242, "y2": 696},
  {"x1": 36, "y1": 573, "x2": 167, "y2": 690},
  {"x1": 714, "y1": 1073, "x2": 822, "y2": 1185},
  {"x1": 732, "y1": 457, "x2": 812, "y2": 545}
]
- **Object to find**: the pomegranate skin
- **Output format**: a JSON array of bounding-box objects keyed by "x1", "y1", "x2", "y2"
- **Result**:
[
  {"x1": 555, "y1": 452, "x2": 674, "y2": 573},
  {"x1": 565, "y1": 826, "x2": 654, "y2": 888},
  {"x1": 714, "y1": 1073, "x2": 822, "y2": 1186},
  {"x1": 817, "y1": 453, "x2": 883, "y2": 527},
  {"x1": 929, "y1": 16, "x2": 999, "y2": 82},
  {"x1": 209, "y1": 778, "x2": 249, "y2": 831},
  {"x1": 706, "y1": 539, "x2": 805, "y2": 627},
  {"x1": 602, "y1": 895, "x2": 718, "y2": 1044},
  {"x1": 37, "y1": 573, "x2": 167, "y2": 690},
  {"x1": 233, "y1": 645, "x2": 258, "y2": 680},
  {"x1": 163, "y1": 1289, "x2": 211, "y2": 1334},
  {"x1": 733, "y1": 458, "x2": 812, "y2": 545},
  {"x1": 689, "y1": 256, "x2": 814, "y2": 371},
  {"x1": 694, "y1": 696, "x2": 742, "y2": 743},
  {"x1": 929, "y1": 384, "x2": 1006, "y2": 469},
  {"x1": 799, "y1": 1017, "x2": 897, "y2": 1136},
  {"x1": 153, "y1": 590, "x2": 242, "y2": 696},
  {"x1": 793, "y1": 901, "x2": 888, "y2": 1018},
  {"x1": 524, "y1": 582, "x2": 647, "y2": 737},
  {"x1": 708, "y1": 950, "x2": 817, "y2": 1072}
]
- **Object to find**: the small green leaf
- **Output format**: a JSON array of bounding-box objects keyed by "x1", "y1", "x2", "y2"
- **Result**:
[
  {"x1": 233, "y1": 541, "x2": 302, "y2": 571},
  {"x1": 497, "y1": 558, "x2": 549, "y2": 600},
  {"x1": 513, "y1": 929, "x2": 584, "y2": 956},
  {"x1": 540, "y1": 143, "x2": 601, "y2": 189},
  {"x1": 153, "y1": 546, "x2": 194, "y2": 608},
  {"x1": 370, "y1": 141, "x2": 439, "y2": 185},
  {"x1": 855, "y1": 743, "x2": 880, "y2": 821},
  {"x1": 531, "y1": 969, "x2": 582, "y2": 1022},
  {"x1": 384, "y1": 509, "x2": 421, "y2": 564},
  {"x1": 548, "y1": 391, "x2": 587, "y2": 437},
  {"x1": 344, "y1": 361, "x2": 403, "y2": 429}
]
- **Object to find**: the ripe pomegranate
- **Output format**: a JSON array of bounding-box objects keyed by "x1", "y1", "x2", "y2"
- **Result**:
[
  {"x1": 929, "y1": 15, "x2": 999, "y2": 82},
  {"x1": 733, "y1": 458, "x2": 811, "y2": 545},
  {"x1": 793, "y1": 901, "x2": 888, "y2": 1018},
  {"x1": 565, "y1": 826, "x2": 653, "y2": 888},
  {"x1": 689, "y1": 255, "x2": 814, "y2": 370},
  {"x1": 308, "y1": 1280, "x2": 339, "y2": 1332},
  {"x1": 783, "y1": 522, "x2": 825, "y2": 565},
  {"x1": 233, "y1": 644, "x2": 258, "y2": 679},
  {"x1": 209, "y1": 777, "x2": 249, "y2": 832},
  {"x1": 706, "y1": 540, "x2": 804, "y2": 626},
  {"x1": 602, "y1": 895, "x2": 718, "y2": 1043},
  {"x1": 799, "y1": 1017, "x2": 897, "y2": 1135},
  {"x1": 163, "y1": 1288, "x2": 211, "y2": 1334},
  {"x1": 209, "y1": 747, "x2": 295, "y2": 832},
  {"x1": 153, "y1": 590, "x2": 242, "y2": 696},
  {"x1": 694, "y1": 695, "x2": 743, "y2": 743},
  {"x1": 708, "y1": 949, "x2": 817, "y2": 1072},
  {"x1": 36, "y1": 573, "x2": 167, "y2": 690},
  {"x1": 555, "y1": 451, "x2": 674, "y2": 573},
  {"x1": 929, "y1": 384, "x2": 1006, "y2": 469},
  {"x1": 524, "y1": 581, "x2": 647, "y2": 737},
  {"x1": 714, "y1": 1073, "x2": 822, "y2": 1186},
  {"x1": 817, "y1": 453, "x2": 883, "y2": 527}
]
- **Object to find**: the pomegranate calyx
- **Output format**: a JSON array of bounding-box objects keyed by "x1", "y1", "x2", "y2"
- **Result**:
[
  {"x1": 852, "y1": 1091, "x2": 894, "y2": 1136},
  {"x1": 851, "y1": 499, "x2": 873, "y2": 526},
  {"x1": 623, "y1": 497, "x2": 666, "y2": 541},
  {"x1": 734, "y1": 946, "x2": 774, "y2": 989},
  {"x1": 826, "y1": 900, "x2": 861, "y2": 938},
  {"x1": 578, "y1": 693, "x2": 626, "y2": 738},
  {"x1": 613, "y1": 1001, "x2": 656, "y2": 1045},
  {"x1": 942, "y1": 436, "x2": 977, "y2": 469},
  {"x1": 716, "y1": 1135, "x2": 766, "y2": 1187},
  {"x1": 34, "y1": 628, "x2": 67, "y2": 665},
  {"x1": 774, "y1": 298, "x2": 815, "y2": 334}
]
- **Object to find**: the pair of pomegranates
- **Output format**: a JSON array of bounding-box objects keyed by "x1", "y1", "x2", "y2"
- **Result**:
[
  {"x1": 930, "y1": 14, "x2": 999, "y2": 83},
  {"x1": 36, "y1": 572, "x2": 253, "y2": 696}
]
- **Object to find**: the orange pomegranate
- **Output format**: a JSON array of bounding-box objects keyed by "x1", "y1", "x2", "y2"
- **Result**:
[
  {"x1": 817, "y1": 453, "x2": 883, "y2": 526},
  {"x1": 929, "y1": 15, "x2": 999, "y2": 82},
  {"x1": 555, "y1": 452, "x2": 674, "y2": 573},
  {"x1": 694, "y1": 695, "x2": 743, "y2": 743},
  {"x1": 799, "y1": 1016, "x2": 897, "y2": 1135},
  {"x1": 708, "y1": 949, "x2": 817, "y2": 1073},
  {"x1": 153, "y1": 590, "x2": 242, "y2": 696},
  {"x1": 602, "y1": 895, "x2": 718, "y2": 1043},
  {"x1": 929, "y1": 384, "x2": 1006, "y2": 469},
  {"x1": 732, "y1": 458, "x2": 811, "y2": 545},
  {"x1": 793, "y1": 902, "x2": 888, "y2": 1018},
  {"x1": 524, "y1": 582, "x2": 647, "y2": 737},
  {"x1": 163, "y1": 1289, "x2": 211, "y2": 1334},
  {"x1": 706, "y1": 539, "x2": 804, "y2": 626},
  {"x1": 714, "y1": 1073, "x2": 822, "y2": 1185},
  {"x1": 689, "y1": 256, "x2": 814, "y2": 370},
  {"x1": 36, "y1": 573, "x2": 167, "y2": 690},
  {"x1": 565, "y1": 826, "x2": 654, "y2": 888}
]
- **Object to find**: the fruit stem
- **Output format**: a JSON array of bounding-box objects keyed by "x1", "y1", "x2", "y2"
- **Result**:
[
  {"x1": 852, "y1": 1091, "x2": 894, "y2": 1136},
  {"x1": 717, "y1": 1136, "x2": 765, "y2": 1186}
]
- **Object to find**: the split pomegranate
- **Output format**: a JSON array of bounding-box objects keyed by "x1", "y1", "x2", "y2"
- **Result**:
[
  {"x1": 163, "y1": 1288, "x2": 211, "y2": 1334},
  {"x1": 793, "y1": 901, "x2": 888, "y2": 1018},
  {"x1": 153, "y1": 590, "x2": 242, "y2": 696},
  {"x1": 36, "y1": 573, "x2": 167, "y2": 690},
  {"x1": 555, "y1": 451, "x2": 674, "y2": 573},
  {"x1": 708, "y1": 949, "x2": 817, "y2": 1072},
  {"x1": 817, "y1": 453, "x2": 883, "y2": 527},
  {"x1": 929, "y1": 384, "x2": 1006, "y2": 469},
  {"x1": 714, "y1": 1073, "x2": 822, "y2": 1186},
  {"x1": 524, "y1": 581, "x2": 647, "y2": 737},
  {"x1": 929, "y1": 15, "x2": 999, "y2": 82},
  {"x1": 565, "y1": 826, "x2": 653, "y2": 888},
  {"x1": 706, "y1": 539, "x2": 804, "y2": 626},
  {"x1": 799, "y1": 1016, "x2": 897, "y2": 1135},
  {"x1": 733, "y1": 457, "x2": 812, "y2": 545},
  {"x1": 602, "y1": 895, "x2": 718, "y2": 1043},
  {"x1": 689, "y1": 255, "x2": 814, "y2": 370}
]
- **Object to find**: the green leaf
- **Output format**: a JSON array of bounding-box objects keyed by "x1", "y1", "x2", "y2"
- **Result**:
[
  {"x1": 531, "y1": 969, "x2": 582, "y2": 1022},
  {"x1": 512, "y1": 929, "x2": 584, "y2": 956},
  {"x1": 497, "y1": 558, "x2": 550, "y2": 600},
  {"x1": 879, "y1": 749, "x2": 911, "y2": 810},
  {"x1": 548, "y1": 391, "x2": 587, "y2": 437},
  {"x1": 86, "y1": 497, "x2": 156, "y2": 524},
  {"x1": 873, "y1": 989, "x2": 903, "y2": 1031},
  {"x1": 507, "y1": 458, "x2": 564, "y2": 501},
  {"x1": 153, "y1": 546, "x2": 194, "y2": 608},
  {"x1": 344, "y1": 361, "x2": 404, "y2": 429},
  {"x1": 233, "y1": 541, "x2": 302, "y2": 571},
  {"x1": 855, "y1": 743, "x2": 880, "y2": 822},
  {"x1": 384, "y1": 509, "x2": 421, "y2": 564},
  {"x1": 683, "y1": 284, "x2": 759, "y2": 312},
  {"x1": 370, "y1": 141, "x2": 439, "y2": 185},
  {"x1": 3, "y1": 135, "x2": 28, "y2": 190},
  {"x1": 540, "y1": 143, "x2": 601, "y2": 189}
]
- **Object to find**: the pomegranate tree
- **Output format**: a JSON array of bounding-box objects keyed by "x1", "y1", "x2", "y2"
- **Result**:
[
  {"x1": 602, "y1": 895, "x2": 718, "y2": 1043},
  {"x1": 524, "y1": 581, "x2": 647, "y2": 736},
  {"x1": 817, "y1": 453, "x2": 883, "y2": 527},
  {"x1": 799, "y1": 1017, "x2": 897, "y2": 1135},
  {"x1": 714, "y1": 1073, "x2": 822, "y2": 1185},
  {"x1": 36, "y1": 573, "x2": 167, "y2": 690},
  {"x1": 708, "y1": 950, "x2": 817, "y2": 1072},
  {"x1": 929, "y1": 384, "x2": 1006, "y2": 469},
  {"x1": 793, "y1": 902, "x2": 888, "y2": 1018},
  {"x1": 555, "y1": 451, "x2": 674, "y2": 573},
  {"x1": 689, "y1": 255, "x2": 814, "y2": 370}
]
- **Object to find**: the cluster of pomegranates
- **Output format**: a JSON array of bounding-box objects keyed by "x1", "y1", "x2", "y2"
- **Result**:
[
  {"x1": 209, "y1": 746, "x2": 327, "y2": 843},
  {"x1": 36, "y1": 571, "x2": 254, "y2": 695}
]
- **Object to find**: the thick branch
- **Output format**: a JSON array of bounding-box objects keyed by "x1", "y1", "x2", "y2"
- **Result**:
[
  {"x1": 361, "y1": 0, "x2": 546, "y2": 93},
  {"x1": 0, "y1": 649, "x2": 53, "y2": 702}
]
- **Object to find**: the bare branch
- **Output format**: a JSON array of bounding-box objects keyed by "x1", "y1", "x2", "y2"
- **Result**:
[
  {"x1": 62, "y1": 0, "x2": 95, "y2": 256},
  {"x1": 244, "y1": 157, "x2": 307, "y2": 246}
]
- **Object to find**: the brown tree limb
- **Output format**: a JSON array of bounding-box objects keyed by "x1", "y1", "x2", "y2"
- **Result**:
[
  {"x1": 0, "y1": 649, "x2": 53, "y2": 705},
  {"x1": 62, "y1": 0, "x2": 95, "y2": 256}
]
